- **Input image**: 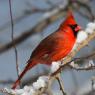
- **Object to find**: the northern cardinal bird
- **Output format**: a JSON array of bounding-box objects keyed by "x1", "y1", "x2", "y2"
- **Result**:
[{"x1": 12, "y1": 11, "x2": 81, "y2": 89}]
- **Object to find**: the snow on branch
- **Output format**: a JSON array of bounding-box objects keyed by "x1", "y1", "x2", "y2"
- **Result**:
[{"x1": 0, "y1": 21, "x2": 95, "y2": 95}]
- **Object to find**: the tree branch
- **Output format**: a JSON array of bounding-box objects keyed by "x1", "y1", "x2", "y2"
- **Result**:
[{"x1": 56, "y1": 74, "x2": 66, "y2": 95}]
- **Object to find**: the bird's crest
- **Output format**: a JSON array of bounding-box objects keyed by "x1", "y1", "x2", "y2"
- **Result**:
[{"x1": 60, "y1": 11, "x2": 77, "y2": 28}]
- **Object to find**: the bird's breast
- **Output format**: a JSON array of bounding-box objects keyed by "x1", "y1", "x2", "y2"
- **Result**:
[{"x1": 49, "y1": 33, "x2": 76, "y2": 62}]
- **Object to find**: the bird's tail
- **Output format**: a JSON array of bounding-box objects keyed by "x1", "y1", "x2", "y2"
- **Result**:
[{"x1": 12, "y1": 60, "x2": 37, "y2": 89}]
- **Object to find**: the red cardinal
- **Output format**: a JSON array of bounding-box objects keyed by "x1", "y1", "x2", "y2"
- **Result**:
[{"x1": 12, "y1": 11, "x2": 81, "y2": 89}]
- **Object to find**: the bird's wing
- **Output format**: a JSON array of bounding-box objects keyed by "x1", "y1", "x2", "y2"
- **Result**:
[{"x1": 30, "y1": 30, "x2": 65, "y2": 59}]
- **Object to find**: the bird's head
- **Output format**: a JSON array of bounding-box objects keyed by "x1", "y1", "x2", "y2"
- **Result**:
[{"x1": 60, "y1": 11, "x2": 81, "y2": 36}]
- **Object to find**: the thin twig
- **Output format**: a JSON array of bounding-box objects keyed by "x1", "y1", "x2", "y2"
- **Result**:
[
  {"x1": 68, "y1": 64, "x2": 95, "y2": 71},
  {"x1": 56, "y1": 74, "x2": 66, "y2": 95},
  {"x1": 8, "y1": 0, "x2": 20, "y2": 87},
  {"x1": 91, "y1": 79, "x2": 94, "y2": 91},
  {"x1": 66, "y1": 51, "x2": 95, "y2": 65}
]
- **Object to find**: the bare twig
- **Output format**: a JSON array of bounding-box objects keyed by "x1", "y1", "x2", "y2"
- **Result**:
[
  {"x1": 68, "y1": 64, "x2": 95, "y2": 71},
  {"x1": 56, "y1": 74, "x2": 66, "y2": 95},
  {"x1": 8, "y1": 0, "x2": 20, "y2": 87},
  {"x1": 91, "y1": 79, "x2": 94, "y2": 91},
  {"x1": 67, "y1": 51, "x2": 95, "y2": 65}
]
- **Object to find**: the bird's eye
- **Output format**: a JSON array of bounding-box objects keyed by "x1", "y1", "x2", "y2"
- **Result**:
[
  {"x1": 68, "y1": 24, "x2": 81, "y2": 32},
  {"x1": 68, "y1": 24, "x2": 81, "y2": 37}
]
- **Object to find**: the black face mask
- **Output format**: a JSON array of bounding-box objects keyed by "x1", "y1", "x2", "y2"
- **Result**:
[{"x1": 68, "y1": 24, "x2": 79, "y2": 37}]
